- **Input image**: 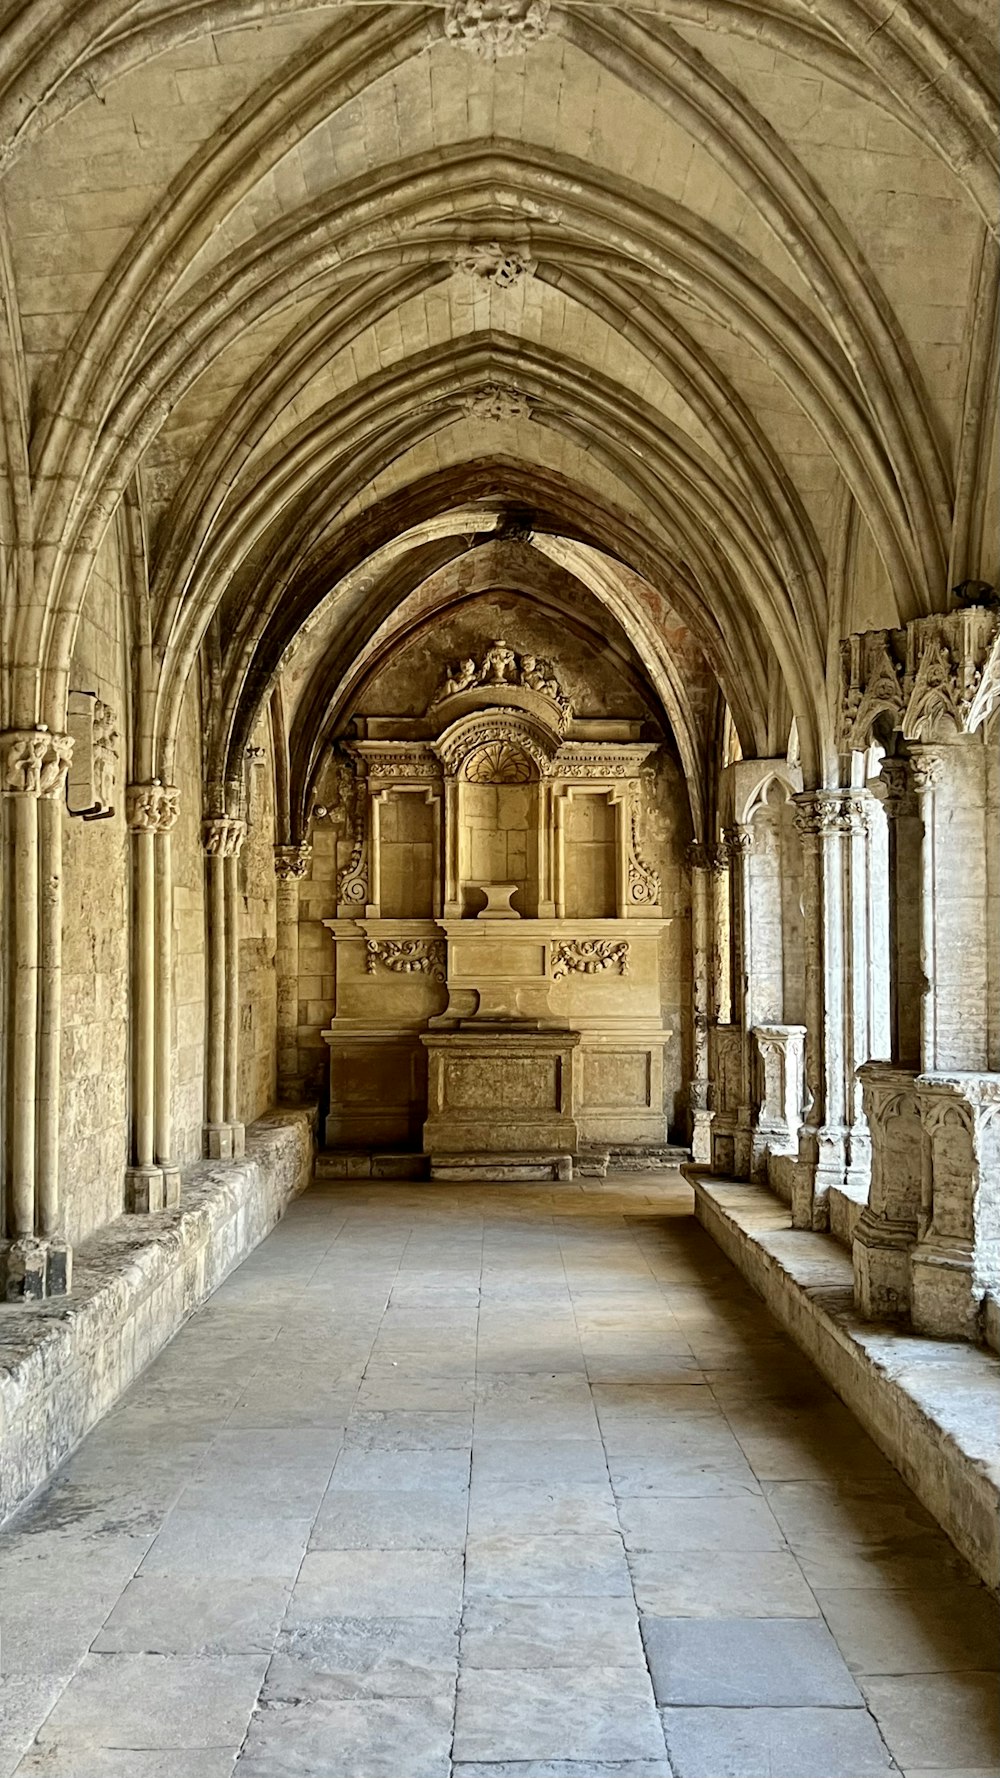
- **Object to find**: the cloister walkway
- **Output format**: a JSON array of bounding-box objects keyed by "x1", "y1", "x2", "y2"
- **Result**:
[{"x1": 0, "y1": 1173, "x2": 997, "y2": 1777}]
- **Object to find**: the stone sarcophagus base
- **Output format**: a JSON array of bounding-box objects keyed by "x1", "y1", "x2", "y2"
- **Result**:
[{"x1": 421, "y1": 1026, "x2": 580, "y2": 1180}]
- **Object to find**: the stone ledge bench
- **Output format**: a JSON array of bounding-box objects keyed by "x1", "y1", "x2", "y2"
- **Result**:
[
  {"x1": 687, "y1": 1168, "x2": 1000, "y2": 1591},
  {"x1": 0, "y1": 1108, "x2": 314, "y2": 1526}
]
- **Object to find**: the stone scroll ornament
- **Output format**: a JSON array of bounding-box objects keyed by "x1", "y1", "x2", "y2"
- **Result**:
[
  {"x1": 444, "y1": 0, "x2": 551, "y2": 54},
  {"x1": 551, "y1": 940, "x2": 630, "y2": 979},
  {"x1": 366, "y1": 940, "x2": 447, "y2": 982},
  {"x1": 626, "y1": 780, "x2": 661, "y2": 905},
  {"x1": 334, "y1": 753, "x2": 369, "y2": 907}
]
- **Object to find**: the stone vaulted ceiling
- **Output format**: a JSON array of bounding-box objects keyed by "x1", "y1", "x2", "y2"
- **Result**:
[{"x1": 0, "y1": 0, "x2": 996, "y2": 817}]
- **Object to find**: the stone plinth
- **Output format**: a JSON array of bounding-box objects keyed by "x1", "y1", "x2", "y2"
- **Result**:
[
  {"x1": 911, "y1": 1072, "x2": 1000, "y2": 1341},
  {"x1": 852, "y1": 1063, "x2": 922, "y2": 1320},
  {"x1": 421, "y1": 1025, "x2": 580, "y2": 1179},
  {"x1": 751, "y1": 1024, "x2": 806, "y2": 1179}
]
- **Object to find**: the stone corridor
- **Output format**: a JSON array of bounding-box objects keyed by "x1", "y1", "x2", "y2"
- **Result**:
[{"x1": 0, "y1": 1173, "x2": 997, "y2": 1778}]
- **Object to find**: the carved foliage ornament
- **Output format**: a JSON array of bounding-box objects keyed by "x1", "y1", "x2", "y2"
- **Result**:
[
  {"x1": 455, "y1": 241, "x2": 537, "y2": 287},
  {"x1": 1, "y1": 728, "x2": 74, "y2": 798},
  {"x1": 444, "y1": 0, "x2": 551, "y2": 54},
  {"x1": 366, "y1": 939, "x2": 446, "y2": 981},
  {"x1": 551, "y1": 940, "x2": 630, "y2": 980},
  {"x1": 792, "y1": 790, "x2": 869, "y2": 837},
  {"x1": 627, "y1": 779, "x2": 661, "y2": 906},
  {"x1": 274, "y1": 844, "x2": 311, "y2": 882}
]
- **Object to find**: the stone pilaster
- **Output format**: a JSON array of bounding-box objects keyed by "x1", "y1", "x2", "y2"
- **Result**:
[
  {"x1": 751, "y1": 1025, "x2": 806, "y2": 1180},
  {"x1": 274, "y1": 844, "x2": 311, "y2": 1101},
  {"x1": 1, "y1": 727, "x2": 74, "y2": 1298},
  {"x1": 911, "y1": 1075, "x2": 1000, "y2": 1340}
]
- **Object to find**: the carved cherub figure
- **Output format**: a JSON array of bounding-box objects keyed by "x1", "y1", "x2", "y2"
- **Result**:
[
  {"x1": 520, "y1": 654, "x2": 545, "y2": 691},
  {"x1": 444, "y1": 657, "x2": 478, "y2": 695},
  {"x1": 481, "y1": 639, "x2": 517, "y2": 684}
]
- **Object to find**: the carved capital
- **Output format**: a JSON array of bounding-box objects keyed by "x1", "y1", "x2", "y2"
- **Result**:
[
  {"x1": 722, "y1": 824, "x2": 752, "y2": 857},
  {"x1": 274, "y1": 843, "x2": 311, "y2": 882},
  {"x1": 906, "y1": 747, "x2": 946, "y2": 794},
  {"x1": 127, "y1": 782, "x2": 179, "y2": 833},
  {"x1": 454, "y1": 240, "x2": 537, "y2": 287},
  {"x1": 874, "y1": 757, "x2": 917, "y2": 820},
  {"x1": 1, "y1": 728, "x2": 73, "y2": 798},
  {"x1": 444, "y1": 0, "x2": 551, "y2": 54},
  {"x1": 709, "y1": 840, "x2": 731, "y2": 875},
  {"x1": 792, "y1": 790, "x2": 868, "y2": 837},
  {"x1": 201, "y1": 814, "x2": 246, "y2": 857},
  {"x1": 686, "y1": 841, "x2": 709, "y2": 873}
]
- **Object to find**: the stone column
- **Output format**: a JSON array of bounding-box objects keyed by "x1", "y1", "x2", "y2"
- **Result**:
[
  {"x1": 154, "y1": 794, "x2": 181, "y2": 1202},
  {"x1": 274, "y1": 843, "x2": 311, "y2": 1102},
  {"x1": 687, "y1": 842, "x2": 713, "y2": 1163},
  {"x1": 202, "y1": 814, "x2": 246, "y2": 1160},
  {"x1": 125, "y1": 783, "x2": 179, "y2": 1212},
  {"x1": 790, "y1": 790, "x2": 873, "y2": 1230},
  {"x1": 708, "y1": 841, "x2": 732, "y2": 1027},
  {"x1": 723, "y1": 824, "x2": 753, "y2": 1176},
  {"x1": 1, "y1": 728, "x2": 73, "y2": 1298}
]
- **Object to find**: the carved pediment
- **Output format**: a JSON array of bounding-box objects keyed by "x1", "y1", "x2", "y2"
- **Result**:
[{"x1": 430, "y1": 639, "x2": 571, "y2": 735}]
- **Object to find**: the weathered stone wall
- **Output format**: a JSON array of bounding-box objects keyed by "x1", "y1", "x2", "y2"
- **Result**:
[
  {"x1": 239, "y1": 714, "x2": 278, "y2": 1122},
  {"x1": 172, "y1": 676, "x2": 207, "y2": 1164},
  {"x1": 59, "y1": 526, "x2": 130, "y2": 1244}
]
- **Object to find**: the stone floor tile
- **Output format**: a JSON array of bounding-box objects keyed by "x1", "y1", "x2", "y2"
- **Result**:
[
  {"x1": 356, "y1": 1373, "x2": 477, "y2": 1411},
  {"x1": 328, "y1": 1447, "x2": 471, "y2": 1494},
  {"x1": 617, "y1": 1494, "x2": 784, "y2": 1551},
  {"x1": 234, "y1": 1695, "x2": 454, "y2": 1777},
  {"x1": 464, "y1": 1532, "x2": 633, "y2": 1600},
  {"x1": 817, "y1": 1585, "x2": 1000, "y2": 1673},
  {"x1": 0, "y1": 1680, "x2": 72, "y2": 1756},
  {"x1": 14, "y1": 1751, "x2": 238, "y2": 1776},
  {"x1": 453, "y1": 1668, "x2": 665, "y2": 1764},
  {"x1": 858, "y1": 1672, "x2": 1000, "y2": 1768},
  {"x1": 661, "y1": 1704, "x2": 896, "y2": 1776},
  {"x1": 470, "y1": 1439, "x2": 610, "y2": 1487},
  {"x1": 36, "y1": 1654, "x2": 267, "y2": 1748},
  {"x1": 628, "y1": 1549, "x2": 819, "y2": 1617},
  {"x1": 266, "y1": 1615, "x2": 458, "y2": 1700},
  {"x1": 460, "y1": 1597, "x2": 645, "y2": 1668},
  {"x1": 451, "y1": 1762, "x2": 671, "y2": 1778},
  {"x1": 467, "y1": 1483, "x2": 620, "y2": 1537},
  {"x1": 92, "y1": 1576, "x2": 290, "y2": 1654},
  {"x1": 642, "y1": 1616, "x2": 862, "y2": 1705},
  {"x1": 310, "y1": 1488, "x2": 469, "y2": 1550},
  {"x1": 607, "y1": 1451, "x2": 763, "y2": 1497},
  {"x1": 139, "y1": 1512, "x2": 312, "y2": 1580},
  {"x1": 290, "y1": 1548, "x2": 464, "y2": 1618},
  {"x1": 343, "y1": 1409, "x2": 473, "y2": 1450}
]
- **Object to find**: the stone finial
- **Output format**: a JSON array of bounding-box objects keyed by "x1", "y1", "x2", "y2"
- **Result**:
[
  {"x1": 127, "y1": 781, "x2": 180, "y2": 833},
  {"x1": 444, "y1": 0, "x2": 551, "y2": 54},
  {"x1": 454, "y1": 241, "x2": 537, "y2": 288},
  {"x1": 274, "y1": 844, "x2": 311, "y2": 882},
  {"x1": 1, "y1": 728, "x2": 73, "y2": 798},
  {"x1": 201, "y1": 814, "x2": 246, "y2": 857},
  {"x1": 460, "y1": 384, "x2": 533, "y2": 423}
]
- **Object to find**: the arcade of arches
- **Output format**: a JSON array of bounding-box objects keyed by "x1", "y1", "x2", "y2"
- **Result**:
[{"x1": 0, "y1": 0, "x2": 999, "y2": 1768}]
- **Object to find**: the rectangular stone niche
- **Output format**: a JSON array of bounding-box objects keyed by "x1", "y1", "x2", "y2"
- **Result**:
[{"x1": 0, "y1": 1109, "x2": 314, "y2": 1527}]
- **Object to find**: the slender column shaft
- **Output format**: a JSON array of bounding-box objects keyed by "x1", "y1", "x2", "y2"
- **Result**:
[
  {"x1": 224, "y1": 850, "x2": 240, "y2": 1127},
  {"x1": 206, "y1": 851, "x2": 226, "y2": 1129},
  {"x1": 153, "y1": 826, "x2": 174, "y2": 1172},
  {"x1": 10, "y1": 789, "x2": 39, "y2": 1237},
  {"x1": 133, "y1": 827, "x2": 157, "y2": 1170},
  {"x1": 709, "y1": 845, "x2": 731, "y2": 1025},
  {"x1": 36, "y1": 791, "x2": 64, "y2": 1235}
]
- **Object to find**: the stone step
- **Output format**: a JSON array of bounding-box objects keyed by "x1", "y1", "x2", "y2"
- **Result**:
[
  {"x1": 577, "y1": 1143, "x2": 690, "y2": 1178},
  {"x1": 314, "y1": 1151, "x2": 430, "y2": 1181}
]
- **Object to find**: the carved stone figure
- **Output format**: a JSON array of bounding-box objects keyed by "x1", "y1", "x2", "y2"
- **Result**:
[{"x1": 444, "y1": 0, "x2": 551, "y2": 55}]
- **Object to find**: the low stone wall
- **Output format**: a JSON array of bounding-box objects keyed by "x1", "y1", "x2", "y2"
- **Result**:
[
  {"x1": 0, "y1": 1108, "x2": 314, "y2": 1526},
  {"x1": 689, "y1": 1170, "x2": 1000, "y2": 1591}
]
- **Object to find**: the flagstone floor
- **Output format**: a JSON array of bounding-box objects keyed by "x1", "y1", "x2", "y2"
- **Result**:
[{"x1": 0, "y1": 1171, "x2": 997, "y2": 1777}]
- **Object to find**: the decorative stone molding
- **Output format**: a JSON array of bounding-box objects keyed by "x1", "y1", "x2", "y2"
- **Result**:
[
  {"x1": 840, "y1": 607, "x2": 1000, "y2": 750},
  {"x1": 1, "y1": 728, "x2": 73, "y2": 798},
  {"x1": 791, "y1": 789, "x2": 869, "y2": 837},
  {"x1": 437, "y1": 716, "x2": 556, "y2": 779},
  {"x1": 365, "y1": 939, "x2": 446, "y2": 981},
  {"x1": 201, "y1": 814, "x2": 245, "y2": 857},
  {"x1": 626, "y1": 780, "x2": 661, "y2": 906},
  {"x1": 551, "y1": 939, "x2": 629, "y2": 979},
  {"x1": 274, "y1": 844, "x2": 311, "y2": 882},
  {"x1": 444, "y1": 0, "x2": 551, "y2": 55},
  {"x1": 454, "y1": 241, "x2": 537, "y2": 287},
  {"x1": 365, "y1": 750, "x2": 441, "y2": 780},
  {"x1": 460, "y1": 384, "x2": 533, "y2": 423},
  {"x1": 126, "y1": 781, "x2": 180, "y2": 833}
]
